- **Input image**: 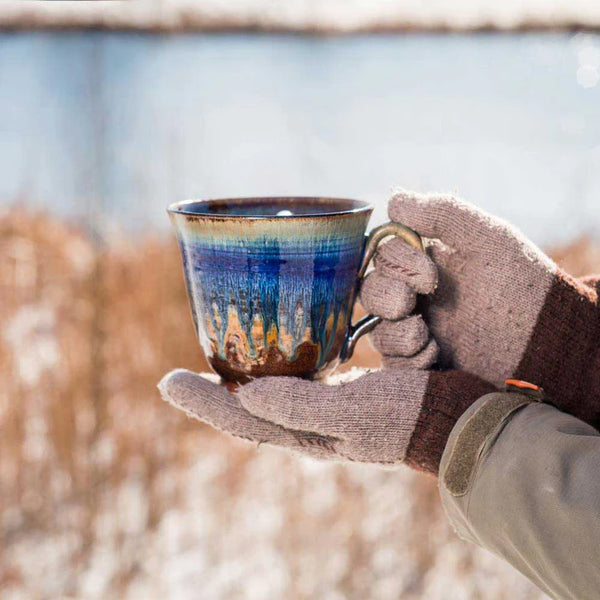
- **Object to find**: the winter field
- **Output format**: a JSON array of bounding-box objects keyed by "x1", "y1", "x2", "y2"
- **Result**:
[
  {"x1": 5, "y1": 210, "x2": 600, "y2": 599},
  {"x1": 2, "y1": 30, "x2": 600, "y2": 599}
]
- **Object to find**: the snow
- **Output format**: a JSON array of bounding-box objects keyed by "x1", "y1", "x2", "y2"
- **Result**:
[{"x1": 0, "y1": 0, "x2": 599, "y2": 31}]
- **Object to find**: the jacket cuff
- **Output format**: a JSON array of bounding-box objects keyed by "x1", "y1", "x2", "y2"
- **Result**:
[{"x1": 439, "y1": 391, "x2": 535, "y2": 497}]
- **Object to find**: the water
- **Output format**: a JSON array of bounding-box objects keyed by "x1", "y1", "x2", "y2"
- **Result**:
[{"x1": 1, "y1": 31, "x2": 599, "y2": 245}]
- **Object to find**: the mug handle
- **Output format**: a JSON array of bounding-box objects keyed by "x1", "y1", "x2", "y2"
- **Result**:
[{"x1": 340, "y1": 221, "x2": 425, "y2": 362}]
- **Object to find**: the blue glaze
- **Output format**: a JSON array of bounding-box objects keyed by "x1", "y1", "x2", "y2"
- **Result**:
[{"x1": 186, "y1": 237, "x2": 363, "y2": 365}]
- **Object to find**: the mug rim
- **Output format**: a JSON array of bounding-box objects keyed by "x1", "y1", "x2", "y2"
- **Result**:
[{"x1": 167, "y1": 196, "x2": 373, "y2": 219}]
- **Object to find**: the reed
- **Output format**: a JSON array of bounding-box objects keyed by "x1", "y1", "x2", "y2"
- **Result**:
[{"x1": 4, "y1": 209, "x2": 593, "y2": 598}]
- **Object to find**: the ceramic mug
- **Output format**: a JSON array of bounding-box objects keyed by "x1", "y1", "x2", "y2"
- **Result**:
[{"x1": 168, "y1": 197, "x2": 423, "y2": 384}]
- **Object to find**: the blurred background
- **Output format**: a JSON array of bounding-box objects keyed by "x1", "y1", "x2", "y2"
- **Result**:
[{"x1": 2, "y1": 1, "x2": 600, "y2": 599}]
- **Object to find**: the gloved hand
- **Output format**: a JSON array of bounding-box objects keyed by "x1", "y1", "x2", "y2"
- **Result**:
[
  {"x1": 371, "y1": 190, "x2": 600, "y2": 427},
  {"x1": 160, "y1": 252, "x2": 495, "y2": 476},
  {"x1": 159, "y1": 368, "x2": 493, "y2": 476}
]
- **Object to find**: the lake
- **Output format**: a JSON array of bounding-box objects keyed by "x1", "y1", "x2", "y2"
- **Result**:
[{"x1": 1, "y1": 31, "x2": 599, "y2": 245}]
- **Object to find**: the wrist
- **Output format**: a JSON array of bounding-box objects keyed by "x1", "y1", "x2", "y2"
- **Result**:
[
  {"x1": 514, "y1": 270, "x2": 600, "y2": 427},
  {"x1": 404, "y1": 371, "x2": 496, "y2": 476}
]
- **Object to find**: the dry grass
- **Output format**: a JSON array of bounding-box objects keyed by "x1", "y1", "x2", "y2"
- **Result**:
[{"x1": 4, "y1": 209, "x2": 593, "y2": 599}]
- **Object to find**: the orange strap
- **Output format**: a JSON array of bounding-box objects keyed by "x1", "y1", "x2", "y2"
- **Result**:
[{"x1": 504, "y1": 379, "x2": 542, "y2": 392}]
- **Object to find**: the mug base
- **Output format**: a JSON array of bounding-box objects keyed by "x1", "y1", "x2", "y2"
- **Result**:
[{"x1": 208, "y1": 351, "x2": 339, "y2": 386}]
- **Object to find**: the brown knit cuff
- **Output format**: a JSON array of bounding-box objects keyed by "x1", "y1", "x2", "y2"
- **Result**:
[
  {"x1": 515, "y1": 271, "x2": 600, "y2": 429},
  {"x1": 404, "y1": 371, "x2": 496, "y2": 476},
  {"x1": 579, "y1": 274, "x2": 600, "y2": 294}
]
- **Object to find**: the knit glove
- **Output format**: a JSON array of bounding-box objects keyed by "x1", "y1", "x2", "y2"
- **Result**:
[
  {"x1": 369, "y1": 190, "x2": 600, "y2": 427},
  {"x1": 159, "y1": 368, "x2": 494, "y2": 475}
]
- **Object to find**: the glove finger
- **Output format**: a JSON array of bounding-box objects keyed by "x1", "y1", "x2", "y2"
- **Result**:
[
  {"x1": 389, "y1": 189, "x2": 497, "y2": 247},
  {"x1": 158, "y1": 369, "x2": 338, "y2": 459},
  {"x1": 360, "y1": 271, "x2": 417, "y2": 320},
  {"x1": 369, "y1": 315, "x2": 429, "y2": 357},
  {"x1": 239, "y1": 370, "x2": 429, "y2": 463},
  {"x1": 238, "y1": 376, "x2": 350, "y2": 436},
  {"x1": 427, "y1": 238, "x2": 457, "y2": 266},
  {"x1": 382, "y1": 337, "x2": 439, "y2": 370},
  {"x1": 374, "y1": 238, "x2": 438, "y2": 293}
]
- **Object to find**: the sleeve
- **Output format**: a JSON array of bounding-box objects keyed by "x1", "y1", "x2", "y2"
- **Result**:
[{"x1": 439, "y1": 391, "x2": 600, "y2": 600}]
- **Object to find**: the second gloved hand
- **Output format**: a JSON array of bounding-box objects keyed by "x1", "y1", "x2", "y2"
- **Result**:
[{"x1": 366, "y1": 190, "x2": 600, "y2": 428}]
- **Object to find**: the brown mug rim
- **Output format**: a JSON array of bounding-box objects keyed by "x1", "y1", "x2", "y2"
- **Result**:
[{"x1": 167, "y1": 196, "x2": 373, "y2": 220}]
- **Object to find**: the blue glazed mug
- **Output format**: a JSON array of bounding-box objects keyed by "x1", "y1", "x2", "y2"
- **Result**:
[{"x1": 168, "y1": 197, "x2": 423, "y2": 384}]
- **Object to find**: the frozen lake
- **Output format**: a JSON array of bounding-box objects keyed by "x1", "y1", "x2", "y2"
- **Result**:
[{"x1": 1, "y1": 31, "x2": 599, "y2": 245}]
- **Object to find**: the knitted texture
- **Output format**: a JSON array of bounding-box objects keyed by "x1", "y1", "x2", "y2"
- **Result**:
[
  {"x1": 375, "y1": 239, "x2": 438, "y2": 294},
  {"x1": 360, "y1": 271, "x2": 416, "y2": 320},
  {"x1": 404, "y1": 371, "x2": 495, "y2": 474},
  {"x1": 370, "y1": 190, "x2": 600, "y2": 428},
  {"x1": 157, "y1": 369, "x2": 337, "y2": 460},
  {"x1": 383, "y1": 338, "x2": 440, "y2": 370},
  {"x1": 514, "y1": 274, "x2": 600, "y2": 426},
  {"x1": 369, "y1": 315, "x2": 429, "y2": 357},
  {"x1": 159, "y1": 368, "x2": 494, "y2": 475}
]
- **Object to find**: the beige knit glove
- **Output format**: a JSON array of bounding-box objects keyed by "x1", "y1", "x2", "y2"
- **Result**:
[
  {"x1": 159, "y1": 368, "x2": 493, "y2": 475},
  {"x1": 160, "y1": 240, "x2": 499, "y2": 476},
  {"x1": 371, "y1": 190, "x2": 600, "y2": 428}
]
